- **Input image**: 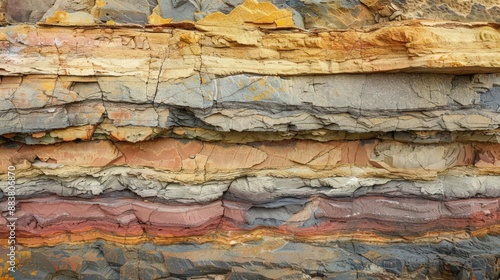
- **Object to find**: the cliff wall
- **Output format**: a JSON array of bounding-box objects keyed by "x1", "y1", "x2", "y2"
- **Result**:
[{"x1": 0, "y1": 0, "x2": 499, "y2": 279}]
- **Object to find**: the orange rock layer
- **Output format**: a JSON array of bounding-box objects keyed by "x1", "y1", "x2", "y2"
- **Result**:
[
  {"x1": 3, "y1": 138, "x2": 500, "y2": 182},
  {"x1": 0, "y1": 21, "x2": 499, "y2": 80}
]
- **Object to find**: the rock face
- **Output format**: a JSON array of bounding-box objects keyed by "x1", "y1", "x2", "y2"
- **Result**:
[{"x1": 0, "y1": 0, "x2": 500, "y2": 279}]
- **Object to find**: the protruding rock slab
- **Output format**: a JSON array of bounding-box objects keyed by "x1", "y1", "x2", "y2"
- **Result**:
[
  {"x1": 0, "y1": 21, "x2": 499, "y2": 79},
  {"x1": 5, "y1": 139, "x2": 500, "y2": 182},
  {"x1": 1, "y1": 73, "x2": 499, "y2": 135}
]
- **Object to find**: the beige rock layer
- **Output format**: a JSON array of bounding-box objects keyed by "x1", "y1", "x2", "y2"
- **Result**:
[{"x1": 0, "y1": 21, "x2": 498, "y2": 80}]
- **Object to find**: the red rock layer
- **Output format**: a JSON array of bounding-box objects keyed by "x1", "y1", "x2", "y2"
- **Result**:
[{"x1": 1, "y1": 195, "x2": 498, "y2": 247}]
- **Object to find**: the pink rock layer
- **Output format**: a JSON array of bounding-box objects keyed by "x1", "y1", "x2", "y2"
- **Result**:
[
  {"x1": 0, "y1": 196, "x2": 223, "y2": 238},
  {"x1": 0, "y1": 195, "x2": 498, "y2": 244}
]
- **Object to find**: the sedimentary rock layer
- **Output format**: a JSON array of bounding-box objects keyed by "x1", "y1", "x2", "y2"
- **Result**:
[
  {"x1": 7, "y1": 125, "x2": 500, "y2": 145},
  {"x1": 1, "y1": 0, "x2": 499, "y2": 279},
  {"x1": 1, "y1": 191, "x2": 498, "y2": 246},
  {"x1": 4, "y1": 138, "x2": 500, "y2": 182},
  {"x1": 1, "y1": 22, "x2": 499, "y2": 79},
  {"x1": 5, "y1": 174, "x2": 500, "y2": 200},
  {"x1": 2, "y1": 73, "x2": 500, "y2": 135},
  {"x1": 2, "y1": 0, "x2": 500, "y2": 29},
  {"x1": 2, "y1": 236, "x2": 500, "y2": 280}
]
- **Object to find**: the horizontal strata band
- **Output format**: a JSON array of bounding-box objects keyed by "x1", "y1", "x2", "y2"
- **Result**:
[
  {"x1": 1, "y1": 0, "x2": 500, "y2": 278},
  {"x1": 0, "y1": 22, "x2": 499, "y2": 78},
  {"x1": 2, "y1": 138, "x2": 500, "y2": 181},
  {"x1": 2, "y1": 193, "x2": 499, "y2": 245}
]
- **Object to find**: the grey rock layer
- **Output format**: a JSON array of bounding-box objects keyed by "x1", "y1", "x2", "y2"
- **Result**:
[
  {"x1": 3, "y1": 174, "x2": 230, "y2": 203},
  {"x1": 5, "y1": 174, "x2": 500, "y2": 202},
  {"x1": 3, "y1": 0, "x2": 500, "y2": 30},
  {"x1": 1, "y1": 73, "x2": 499, "y2": 134},
  {"x1": 5, "y1": 236, "x2": 500, "y2": 279}
]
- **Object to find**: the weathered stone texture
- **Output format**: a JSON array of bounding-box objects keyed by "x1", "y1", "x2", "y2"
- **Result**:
[
  {"x1": 2, "y1": 0, "x2": 500, "y2": 29},
  {"x1": 4, "y1": 139, "x2": 500, "y2": 183},
  {"x1": 2, "y1": 238, "x2": 500, "y2": 279},
  {"x1": 2, "y1": 72, "x2": 500, "y2": 134},
  {"x1": 1, "y1": 0, "x2": 500, "y2": 279}
]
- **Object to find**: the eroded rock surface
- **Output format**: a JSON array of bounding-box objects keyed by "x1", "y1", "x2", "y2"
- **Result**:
[
  {"x1": 2, "y1": 0, "x2": 500, "y2": 29},
  {"x1": 0, "y1": 0, "x2": 499, "y2": 279}
]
